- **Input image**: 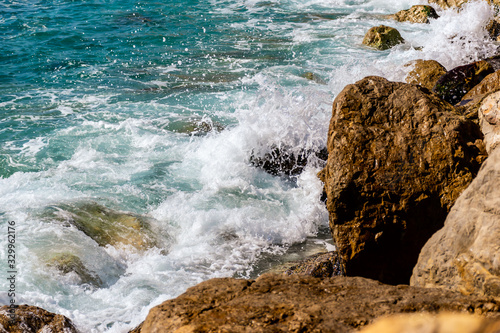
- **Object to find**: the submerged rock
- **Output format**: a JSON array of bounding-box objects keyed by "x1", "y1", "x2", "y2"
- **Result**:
[
  {"x1": 411, "y1": 147, "x2": 500, "y2": 298},
  {"x1": 360, "y1": 313, "x2": 500, "y2": 333},
  {"x1": 46, "y1": 202, "x2": 162, "y2": 251},
  {"x1": 250, "y1": 145, "x2": 328, "y2": 177},
  {"x1": 321, "y1": 76, "x2": 485, "y2": 285},
  {"x1": 0, "y1": 305, "x2": 78, "y2": 333},
  {"x1": 432, "y1": 60, "x2": 494, "y2": 105},
  {"x1": 389, "y1": 5, "x2": 439, "y2": 24},
  {"x1": 138, "y1": 274, "x2": 500, "y2": 333},
  {"x1": 362, "y1": 25, "x2": 404, "y2": 50},
  {"x1": 46, "y1": 252, "x2": 103, "y2": 287},
  {"x1": 165, "y1": 118, "x2": 225, "y2": 135},
  {"x1": 301, "y1": 71, "x2": 327, "y2": 84},
  {"x1": 405, "y1": 59, "x2": 447, "y2": 90}
]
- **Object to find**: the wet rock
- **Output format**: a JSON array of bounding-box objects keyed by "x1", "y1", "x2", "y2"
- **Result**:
[
  {"x1": 139, "y1": 274, "x2": 500, "y2": 333},
  {"x1": 360, "y1": 313, "x2": 500, "y2": 333},
  {"x1": 429, "y1": 0, "x2": 500, "y2": 9},
  {"x1": 462, "y1": 70, "x2": 500, "y2": 102},
  {"x1": 301, "y1": 72, "x2": 327, "y2": 84},
  {"x1": 411, "y1": 147, "x2": 500, "y2": 297},
  {"x1": 389, "y1": 5, "x2": 439, "y2": 24},
  {"x1": 486, "y1": 18, "x2": 500, "y2": 41},
  {"x1": 432, "y1": 60, "x2": 495, "y2": 105},
  {"x1": 46, "y1": 252, "x2": 103, "y2": 287},
  {"x1": 0, "y1": 305, "x2": 78, "y2": 333},
  {"x1": 284, "y1": 251, "x2": 345, "y2": 278},
  {"x1": 362, "y1": 25, "x2": 404, "y2": 50},
  {"x1": 165, "y1": 118, "x2": 225, "y2": 135},
  {"x1": 320, "y1": 76, "x2": 485, "y2": 285},
  {"x1": 405, "y1": 59, "x2": 447, "y2": 90},
  {"x1": 46, "y1": 202, "x2": 162, "y2": 251},
  {"x1": 250, "y1": 145, "x2": 328, "y2": 177}
]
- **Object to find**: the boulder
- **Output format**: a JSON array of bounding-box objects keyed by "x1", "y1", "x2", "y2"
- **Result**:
[
  {"x1": 389, "y1": 5, "x2": 439, "y2": 24},
  {"x1": 405, "y1": 59, "x2": 448, "y2": 90},
  {"x1": 359, "y1": 313, "x2": 500, "y2": 333},
  {"x1": 362, "y1": 25, "x2": 404, "y2": 50},
  {"x1": 0, "y1": 305, "x2": 78, "y2": 333},
  {"x1": 478, "y1": 90, "x2": 500, "y2": 152},
  {"x1": 46, "y1": 252, "x2": 103, "y2": 287},
  {"x1": 432, "y1": 60, "x2": 495, "y2": 105},
  {"x1": 411, "y1": 147, "x2": 500, "y2": 297},
  {"x1": 320, "y1": 76, "x2": 485, "y2": 285},
  {"x1": 139, "y1": 274, "x2": 500, "y2": 333},
  {"x1": 284, "y1": 251, "x2": 345, "y2": 278},
  {"x1": 45, "y1": 202, "x2": 163, "y2": 251}
]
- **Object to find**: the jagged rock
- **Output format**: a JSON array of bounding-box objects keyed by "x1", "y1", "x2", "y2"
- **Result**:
[
  {"x1": 359, "y1": 313, "x2": 500, "y2": 333},
  {"x1": 139, "y1": 274, "x2": 500, "y2": 333},
  {"x1": 284, "y1": 251, "x2": 345, "y2": 278},
  {"x1": 250, "y1": 146, "x2": 328, "y2": 176},
  {"x1": 0, "y1": 305, "x2": 78, "y2": 333},
  {"x1": 362, "y1": 25, "x2": 404, "y2": 50},
  {"x1": 411, "y1": 147, "x2": 500, "y2": 297},
  {"x1": 320, "y1": 76, "x2": 485, "y2": 285},
  {"x1": 45, "y1": 202, "x2": 163, "y2": 251},
  {"x1": 405, "y1": 59, "x2": 448, "y2": 90},
  {"x1": 389, "y1": 5, "x2": 439, "y2": 24},
  {"x1": 432, "y1": 60, "x2": 495, "y2": 105},
  {"x1": 462, "y1": 70, "x2": 500, "y2": 102},
  {"x1": 46, "y1": 252, "x2": 103, "y2": 287}
]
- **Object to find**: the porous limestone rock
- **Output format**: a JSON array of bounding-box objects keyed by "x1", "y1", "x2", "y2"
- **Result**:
[
  {"x1": 478, "y1": 90, "x2": 500, "y2": 152},
  {"x1": 389, "y1": 5, "x2": 439, "y2": 24},
  {"x1": 362, "y1": 25, "x2": 404, "y2": 50},
  {"x1": 405, "y1": 59, "x2": 447, "y2": 90},
  {"x1": 0, "y1": 305, "x2": 78, "y2": 333},
  {"x1": 411, "y1": 147, "x2": 500, "y2": 297},
  {"x1": 433, "y1": 60, "x2": 494, "y2": 105},
  {"x1": 138, "y1": 274, "x2": 500, "y2": 333},
  {"x1": 320, "y1": 76, "x2": 485, "y2": 285},
  {"x1": 359, "y1": 313, "x2": 500, "y2": 333}
]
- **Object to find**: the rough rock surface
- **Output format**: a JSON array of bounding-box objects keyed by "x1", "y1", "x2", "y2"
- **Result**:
[
  {"x1": 428, "y1": 0, "x2": 500, "y2": 9},
  {"x1": 405, "y1": 59, "x2": 447, "y2": 90},
  {"x1": 139, "y1": 274, "x2": 500, "y2": 333},
  {"x1": 362, "y1": 25, "x2": 404, "y2": 50},
  {"x1": 46, "y1": 252, "x2": 103, "y2": 287},
  {"x1": 359, "y1": 313, "x2": 500, "y2": 333},
  {"x1": 389, "y1": 5, "x2": 439, "y2": 24},
  {"x1": 462, "y1": 70, "x2": 500, "y2": 102},
  {"x1": 487, "y1": 18, "x2": 500, "y2": 41},
  {"x1": 411, "y1": 144, "x2": 500, "y2": 297},
  {"x1": 321, "y1": 76, "x2": 485, "y2": 285},
  {"x1": 284, "y1": 251, "x2": 345, "y2": 278},
  {"x1": 432, "y1": 60, "x2": 494, "y2": 105},
  {"x1": 478, "y1": 91, "x2": 500, "y2": 152},
  {"x1": 0, "y1": 305, "x2": 78, "y2": 333}
]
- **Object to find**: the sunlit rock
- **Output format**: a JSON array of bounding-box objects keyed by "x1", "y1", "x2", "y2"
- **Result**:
[
  {"x1": 405, "y1": 59, "x2": 447, "y2": 90},
  {"x1": 389, "y1": 5, "x2": 439, "y2": 24},
  {"x1": 362, "y1": 25, "x2": 404, "y2": 50}
]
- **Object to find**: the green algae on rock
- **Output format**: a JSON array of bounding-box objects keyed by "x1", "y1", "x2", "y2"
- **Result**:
[{"x1": 362, "y1": 25, "x2": 404, "y2": 50}]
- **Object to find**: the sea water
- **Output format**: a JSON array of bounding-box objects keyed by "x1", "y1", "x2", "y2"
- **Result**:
[{"x1": 0, "y1": 0, "x2": 497, "y2": 331}]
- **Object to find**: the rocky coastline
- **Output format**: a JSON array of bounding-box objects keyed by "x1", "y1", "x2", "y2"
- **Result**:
[{"x1": 3, "y1": 1, "x2": 500, "y2": 332}]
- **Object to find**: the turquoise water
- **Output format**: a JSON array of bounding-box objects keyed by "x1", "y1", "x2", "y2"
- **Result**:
[{"x1": 0, "y1": 0, "x2": 498, "y2": 331}]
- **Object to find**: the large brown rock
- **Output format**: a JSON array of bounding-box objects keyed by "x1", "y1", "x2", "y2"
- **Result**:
[
  {"x1": 139, "y1": 274, "x2": 500, "y2": 333},
  {"x1": 411, "y1": 146, "x2": 500, "y2": 297},
  {"x1": 432, "y1": 60, "x2": 495, "y2": 105},
  {"x1": 0, "y1": 305, "x2": 78, "y2": 333},
  {"x1": 362, "y1": 25, "x2": 404, "y2": 50},
  {"x1": 389, "y1": 5, "x2": 439, "y2": 24},
  {"x1": 321, "y1": 76, "x2": 485, "y2": 285},
  {"x1": 405, "y1": 59, "x2": 448, "y2": 90}
]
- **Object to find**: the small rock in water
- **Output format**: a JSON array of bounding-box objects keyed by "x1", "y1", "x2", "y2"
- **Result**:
[
  {"x1": 362, "y1": 25, "x2": 404, "y2": 50},
  {"x1": 389, "y1": 5, "x2": 439, "y2": 24},
  {"x1": 46, "y1": 252, "x2": 103, "y2": 287}
]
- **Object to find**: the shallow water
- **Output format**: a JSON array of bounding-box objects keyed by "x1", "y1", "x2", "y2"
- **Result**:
[{"x1": 0, "y1": 0, "x2": 498, "y2": 331}]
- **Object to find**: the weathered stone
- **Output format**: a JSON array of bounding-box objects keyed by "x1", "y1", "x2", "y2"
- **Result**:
[
  {"x1": 46, "y1": 252, "x2": 103, "y2": 287},
  {"x1": 486, "y1": 18, "x2": 500, "y2": 41},
  {"x1": 389, "y1": 5, "x2": 439, "y2": 24},
  {"x1": 250, "y1": 146, "x2": 328, "y2": 176},
  {"x1": 362, "y1": 25, "x2": 404, "y2": 50},
  {"x1": 478, "y1": 90, "x2": 500, "y2": 152},
  {"x1": 0, "y1": 305, "x2": 78, "y2": 333},
  {"x1": 432, "y1": 60, "x2": 495, "y2": 105},
  {"x1": 139, "y1": 274, "x2": 500, "y2": 333},
  {"x1": 301, "y1": 71, "x2": 327, "y2": 84},
  {"x1": 411, "y1": 147, "x2": 500, "y2": 297},
  {"x1": 462, "y1": 70, "x2": 500, "y2": 102},
  {"x1": 359, "y1": 313, "x2": 500, "y2": 333},
  {"x1": 405, "y1": 59, "x2": 448, "y2": 90},
  {"x1": 428, "y1": 0, "x2": 500, "y2": 9},
  {"x1": 321, "y1": 76, "x2": 485, "y2": 285},
  {"x1": 284, "y1": 251, "x2": 345, "y2": 278},
  {"x1": 45, "y1": 202, "x2": 163, "y2": 251}
]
